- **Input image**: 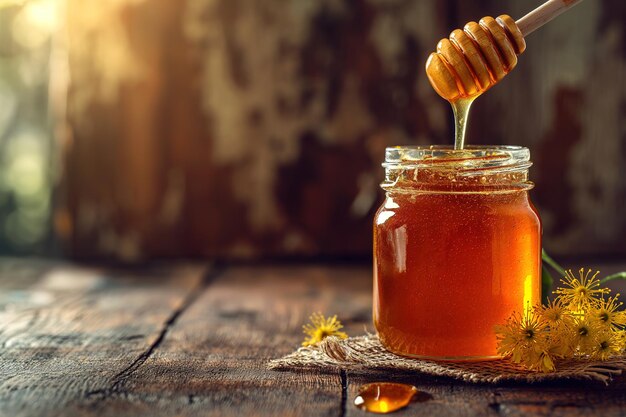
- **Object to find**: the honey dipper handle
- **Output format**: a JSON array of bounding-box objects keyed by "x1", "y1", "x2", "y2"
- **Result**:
[{"x1": 516, "y1": 0, "x2": 584, "y2": 37}]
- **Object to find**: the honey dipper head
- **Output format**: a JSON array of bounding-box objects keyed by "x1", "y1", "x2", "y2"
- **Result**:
[{"x1": 425, "y1": 14, "x2": 526, "y2": 101}]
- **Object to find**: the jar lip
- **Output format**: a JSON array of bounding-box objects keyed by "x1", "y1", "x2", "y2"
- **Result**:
[
  {"x1": 384, "y1": 145, "x2": 530, "y2": 166},
  {"x1": 381, "y1": 145, "x2": 533, "y2": 192}
]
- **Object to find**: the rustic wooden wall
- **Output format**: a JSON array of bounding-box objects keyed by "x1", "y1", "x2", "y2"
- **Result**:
[{"x1": 56, "y1": 0, "x2": 626, "y2": 261}]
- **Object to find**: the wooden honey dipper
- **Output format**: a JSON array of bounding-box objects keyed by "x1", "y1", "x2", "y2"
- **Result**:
[{"x1": 426, "y1": 0, "x2": 584, "y2": 101}]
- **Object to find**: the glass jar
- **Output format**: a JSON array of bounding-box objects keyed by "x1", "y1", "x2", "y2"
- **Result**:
[{"x1": 373, "y1": 145, "x2": 541, "y2": 360}]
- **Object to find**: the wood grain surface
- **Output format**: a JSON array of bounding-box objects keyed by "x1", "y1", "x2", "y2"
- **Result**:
[
  {"x1": 0, "y1": 260, "x2": 207, "y2": 416},
  {"x1": 57, "y1": 0, "x2": 626, "y2": 261},
  {"x1": 2, "y1": 259, "x2": 626, "y2": 416}
]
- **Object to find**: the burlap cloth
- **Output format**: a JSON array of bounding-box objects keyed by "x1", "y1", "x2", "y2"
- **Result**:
[{"x1": 268, "y1": 335, "x2": 626, "y2": 385}]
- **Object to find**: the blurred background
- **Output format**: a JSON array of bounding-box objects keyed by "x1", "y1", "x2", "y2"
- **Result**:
[{"x1": 0, "y1": 0, "x2": 624, "y2": 262}]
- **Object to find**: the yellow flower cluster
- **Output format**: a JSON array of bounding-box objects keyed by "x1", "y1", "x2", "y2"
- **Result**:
[
  {"x1": 495, "y1": 268, "x2": 626, "y2": 372},
  {"x1": 302, "y1": 312, "x2": 348, "y2": 347}
]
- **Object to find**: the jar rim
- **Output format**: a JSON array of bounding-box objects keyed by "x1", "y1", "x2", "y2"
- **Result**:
[
  {"x1": 384, "y1": 145, "x2": 530, "y2": 167},
  {"x1": 381, "y1": 145, "x2": 533, "y2": 193}
]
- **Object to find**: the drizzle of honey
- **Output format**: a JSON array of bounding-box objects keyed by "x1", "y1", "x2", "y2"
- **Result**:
[
  {"x1": 354, "y1": 382, "x2": 427, "y2": 414},
  {"x1": 451, "y1": 97, "x2": 476, "y2": 150},
  {"x1": 425, "y1": 14, "x2": 526, "y2": 149}
]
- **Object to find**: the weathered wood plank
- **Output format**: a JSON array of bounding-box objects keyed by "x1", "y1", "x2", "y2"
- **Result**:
[
  {"x1": 0, "y1": 261, "x2": 208, "y2": 417},
  {"x1": 77, "y1": 265, "x2": 372, "y2": 417},
  {"x1": 70, "y1": 263, "x2": 626, "y2": 417},
  {"x1": 5, "y1": 262, "x2": 626, "y2": 416}
]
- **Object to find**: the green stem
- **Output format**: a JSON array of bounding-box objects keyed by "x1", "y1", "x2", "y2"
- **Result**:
[
  {"x1": 600, "y1": 272, "x2": 626, "y2": 285},
  {"x1": 541, "y1": 265, "x2": 554, "y2": 303},
  {"x1": 541, "y1": 249, "x2": 566, "y2": 277}
]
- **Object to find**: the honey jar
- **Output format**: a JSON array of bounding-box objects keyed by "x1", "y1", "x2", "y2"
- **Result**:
[{"x1": 373, "y1": 145, "x2": 541, "y2": 359}]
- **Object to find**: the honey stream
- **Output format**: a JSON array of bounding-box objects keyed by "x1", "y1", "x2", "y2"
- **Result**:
[
  {"x1": 424, "y1": 14, "x2": 527, "y2": 150},
  {"x1": 451, "y1": 97, "x2": 476, "y2": 150}
]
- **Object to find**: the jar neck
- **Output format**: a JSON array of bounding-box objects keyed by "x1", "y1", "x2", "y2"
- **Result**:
[{"x1": 382, "y1": 146, "x2": 533, "y2": 194}]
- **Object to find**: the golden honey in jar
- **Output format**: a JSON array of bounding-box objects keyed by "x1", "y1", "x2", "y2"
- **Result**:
[{"x1": 373, "y1": 145, "x2": 541, "y2": 360}]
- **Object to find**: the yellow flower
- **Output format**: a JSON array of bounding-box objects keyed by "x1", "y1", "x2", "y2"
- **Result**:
[
  {"x1": 569, "y1": 315, "x2": 603, "y2": 355},
  {"x1": 533, "y1": 350, "x2": 556, "y2": 372},
  {"x1": 590, "y1": 330, "x2": 622, "y2": 360},
  {"x1": 535, "y1": 298, "x2": 572, "y2": 326},
  {"x1": 533, "y1": 299, "x2": 575, "y2": 358},
  {"x1": 554, "y1": 268, "x2": 609, "y2": 310},
  {"x1": 302, "y1": 312, "x2": 348, "y2": 347},
  {"x1": 496, "y1": 267, "x2": 626, "y2": 371},
  {"x1": 615, "y1": 330, "x2": 626, "y2": 351},
  {"x1": 495, "y1": 311, "x2": 553, "y2": 372},
  {"x1": 589, "y1": 294, "x2": 624, "y2": 330}
]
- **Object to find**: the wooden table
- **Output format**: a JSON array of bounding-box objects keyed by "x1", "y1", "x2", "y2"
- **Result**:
[{"x1": 2, "y1": 259, "x2": 626, "y2": 417}]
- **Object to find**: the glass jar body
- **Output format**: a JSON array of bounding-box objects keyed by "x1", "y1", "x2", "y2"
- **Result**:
[{"x1": 373, "y1": 146, "x2": 541, "y2": 360}]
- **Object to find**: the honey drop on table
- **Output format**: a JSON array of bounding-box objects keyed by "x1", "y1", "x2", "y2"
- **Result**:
[{"x1": 354, "y1": 382, "x2": 423, "y2": 414}]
